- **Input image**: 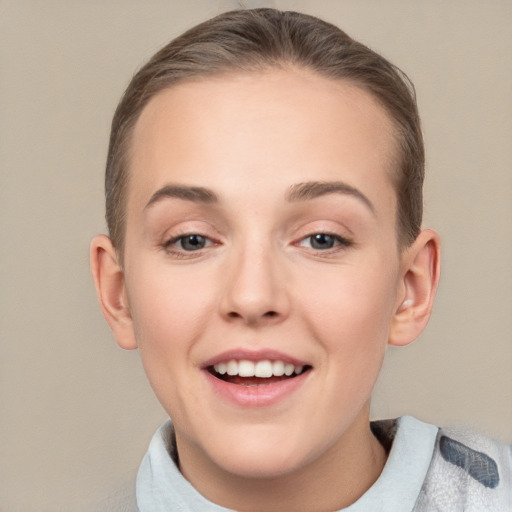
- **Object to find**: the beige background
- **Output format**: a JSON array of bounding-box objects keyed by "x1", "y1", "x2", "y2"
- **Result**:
[{"x1": 1, "y1": 1, "x2": 511, "y2": 510}]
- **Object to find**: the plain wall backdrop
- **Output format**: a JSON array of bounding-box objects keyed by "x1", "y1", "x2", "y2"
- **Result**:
[{"x1": 1, "y1": 1, "x2": 511, "y2": 510}]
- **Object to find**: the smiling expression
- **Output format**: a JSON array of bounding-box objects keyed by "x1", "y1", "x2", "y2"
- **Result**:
[{"x1": 120, "y1": 68, "x2": 406, "y2": 481}]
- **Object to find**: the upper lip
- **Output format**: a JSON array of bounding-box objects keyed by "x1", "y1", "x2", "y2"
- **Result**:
[{"x1": 201, "y1": 348, "x2": 310, "y2": 369}]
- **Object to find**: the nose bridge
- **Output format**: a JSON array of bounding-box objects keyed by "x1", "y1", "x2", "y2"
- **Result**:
[{"x1": 220, "y1": 232, "x2": 289, "y2": 324}]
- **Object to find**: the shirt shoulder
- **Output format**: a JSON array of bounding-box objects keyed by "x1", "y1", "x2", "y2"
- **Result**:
[{"x1": 413, "y1": 424, "x2": 512, "y2": 512}]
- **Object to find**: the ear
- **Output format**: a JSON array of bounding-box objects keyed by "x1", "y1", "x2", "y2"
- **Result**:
[
  {"x1": 388, "y1": 229, "x2": 441, "y2": 347},
  {"x1": 90, "y1": 235, "x2": 138, "y2": 350}
]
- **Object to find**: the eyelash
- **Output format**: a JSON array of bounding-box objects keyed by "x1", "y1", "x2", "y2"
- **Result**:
[
  {"x1": 163, "y1": 233, "x2": 216, "y2": 258},
  {"x1": 163, "y1": 231, "x2": 352, "y2": 258},
  {"x1": 297, "y1": 232, "x2": 352, "y2": 253}
]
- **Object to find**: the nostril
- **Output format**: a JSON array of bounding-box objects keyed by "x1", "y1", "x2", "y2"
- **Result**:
[{"x1": 224, "y1": 310, "x2": 280, "y2": 322}]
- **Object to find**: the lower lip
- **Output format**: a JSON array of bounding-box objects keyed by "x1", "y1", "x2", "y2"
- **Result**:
[{"x1": 203, "y1": 370, "x2": 310, "y2": 408}]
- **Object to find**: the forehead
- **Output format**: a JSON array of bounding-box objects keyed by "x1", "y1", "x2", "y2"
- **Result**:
[{"x1": 127, "y1": 68, "x2": 397, "y2": 213}]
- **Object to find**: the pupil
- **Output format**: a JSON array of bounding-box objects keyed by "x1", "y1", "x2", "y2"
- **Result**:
[
  {"x1": 311, "y1": 234, "x2": 334, "y2": 249},
  {"x1": 181, "y1": 235, "x2": 205, "y2": 250}
]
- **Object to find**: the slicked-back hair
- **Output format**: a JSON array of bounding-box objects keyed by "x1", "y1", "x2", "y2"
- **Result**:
[{"x1": 105, "y1": 8, "x2": 424, "y2": 255}]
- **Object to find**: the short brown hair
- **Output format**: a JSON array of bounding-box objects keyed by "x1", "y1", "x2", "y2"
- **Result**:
[{"x1": 105, "y1": 8, "x2": 424, "y2": 254}]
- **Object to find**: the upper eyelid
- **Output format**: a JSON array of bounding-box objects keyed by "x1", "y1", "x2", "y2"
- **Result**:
[
  {"x1": 163, "y1": 223, "x2": 221, "y2": 242},
  {"x1": 163, "y1": 229, "x2": 352, "y2": 242},
  {"x1": 297, "y1": 232, "x2": 352, "y2": 245},
  {"x1": 159, "y1": 218, "x2": 354, "y2": 243},
  {"x1": 166, "y1": 232, "x2": 215, "y2": 245},
  {"x1": 292, "y1": 225, "x2": 352, "y2": 241},
  {"x1": 286, "y1": 214, "x2": 354, "y2": 234}
]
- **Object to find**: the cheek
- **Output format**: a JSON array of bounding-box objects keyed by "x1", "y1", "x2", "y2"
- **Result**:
[
  {"x1": 127, "y1": 263, "x2": 216, "y2": 357},
  {"x1": 297, "y1": 259, "x2": 398, "y2": 356},
  {"x1": 126, "y1": 264, "x2": 217, "y2": 420}
]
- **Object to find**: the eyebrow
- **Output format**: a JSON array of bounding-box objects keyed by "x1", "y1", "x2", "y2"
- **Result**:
[
  {"x1": 144, "y1": 180, "x2": 375, "y2": 213},
  {"x1": 145, "y1": 184, "x2": 218, "y2": 209},
  {"x1": 286, "y1": 181, "x2": 375, "y2": 214}
]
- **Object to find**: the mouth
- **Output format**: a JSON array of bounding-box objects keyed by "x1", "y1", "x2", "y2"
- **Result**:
[{"x1": 207, "y1": 359, "x2": 312, "y2": 387}]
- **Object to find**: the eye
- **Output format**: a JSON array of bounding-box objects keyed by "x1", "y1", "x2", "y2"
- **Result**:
[
  {"x1": 299, "y1": 233, "x2": 350, "y2": 250},
  {"x1": 167, "y1": 234, "x2": 211, "y2": 251}
]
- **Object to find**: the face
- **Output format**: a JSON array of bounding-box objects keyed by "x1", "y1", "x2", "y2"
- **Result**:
[{"x1": 123, "y1": 69, "x2": 404, "y2": 479}]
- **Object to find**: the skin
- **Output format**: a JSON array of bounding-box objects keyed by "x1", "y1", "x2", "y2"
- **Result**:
[{"x1": 91, "y1": 68, "x2": 440, "y2": 511}]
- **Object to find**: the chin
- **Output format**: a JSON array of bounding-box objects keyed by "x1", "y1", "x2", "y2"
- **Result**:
[
  {"x1": 215, "y1": 448, "x2": 307, "y2": 480},
  {"x1": 199, "y1": 423, "x2": 320, "y2": 480}
]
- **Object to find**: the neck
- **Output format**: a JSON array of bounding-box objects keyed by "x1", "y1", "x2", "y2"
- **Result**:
[{"x1": 177, "y1": 410, "x2": 387, "y2": 512}]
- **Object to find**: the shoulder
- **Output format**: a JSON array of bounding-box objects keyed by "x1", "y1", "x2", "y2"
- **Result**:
[{"x1": 414, "y1": 423, "x2": 511, "y2": 511}]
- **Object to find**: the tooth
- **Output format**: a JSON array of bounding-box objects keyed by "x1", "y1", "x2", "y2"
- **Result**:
[
  {"x1": 238, "y1": 360, "x2": 255, "y2": 377},
  {"x1": 226, "y1": 360, "x2": 238, "y2": 376},
  {"x1": 217, "y1": 359, "x2": 304, "y2": 378},
  {"x1": 255, "y1": 360, "x2": 273, "y2": 378},
  {"x1": 214, "y1": 362, "x2": 227, "y2": 375},
  {"x1": 272, "y1": 360, "x2": 285, "y2": 376}
]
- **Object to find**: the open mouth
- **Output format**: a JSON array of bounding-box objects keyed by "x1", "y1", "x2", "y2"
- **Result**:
[{"x1": 207, "y1": 359, "x2": 312, "y2": 387}]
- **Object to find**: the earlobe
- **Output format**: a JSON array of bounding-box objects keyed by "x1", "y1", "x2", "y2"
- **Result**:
[
  {"x1": 90, "y1": 235, "x2": 138, "y2": 350},
  {"x1": 389, "y1": 229, "x2": 441, "y2": 347}
]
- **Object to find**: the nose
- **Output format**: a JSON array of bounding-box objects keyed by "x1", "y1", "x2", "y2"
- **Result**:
[{"x1": 219, "y1": 243, "x2": 290, "y2": 326}]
